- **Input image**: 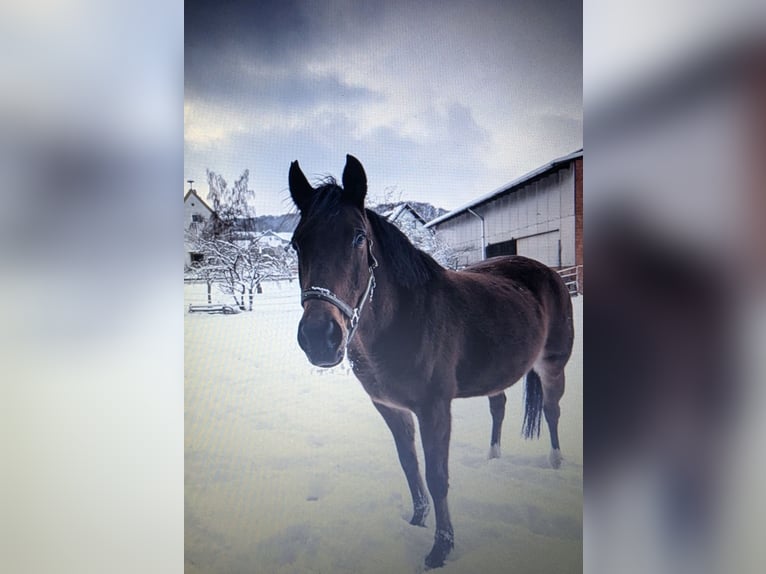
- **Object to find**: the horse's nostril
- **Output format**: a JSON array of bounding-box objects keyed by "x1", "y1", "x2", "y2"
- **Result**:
[
  {"x1": 327, "y1": 320, "x2": 343, "y2": 348},
  {"x1": 298, "y1": 316, "x2": 344, "y2": 361},
  {"x1": 297, "y1": 321, "x2": 311, "y2": 353}
]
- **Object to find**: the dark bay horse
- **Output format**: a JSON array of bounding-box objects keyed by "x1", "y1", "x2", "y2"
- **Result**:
[{"x1": 289, "y1": 155, "x2": 574, "y2": 568}]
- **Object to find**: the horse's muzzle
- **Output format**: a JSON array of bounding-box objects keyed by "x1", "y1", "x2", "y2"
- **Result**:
[{"x1": 297, "y1": 313, "x2": 345, "y2": 367}]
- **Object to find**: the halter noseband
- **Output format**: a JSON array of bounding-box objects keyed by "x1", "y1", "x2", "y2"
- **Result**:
[{"x1": 300, "y1": 239, "x2": 379, "y2": 345}]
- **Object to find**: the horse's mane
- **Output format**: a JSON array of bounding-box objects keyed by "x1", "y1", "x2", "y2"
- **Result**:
[
  {"x1": 297, "y1": 178, "x2": 443, "y2": 289},
  {"x1": 300, "y1": 177, "x2": 344, "y2": 222},
  {"x1": 365, "y1": 208, "x2": 444, "y2": 289}
]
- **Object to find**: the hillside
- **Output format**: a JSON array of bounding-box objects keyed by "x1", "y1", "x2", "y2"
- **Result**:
[{"x1": 252, "y1": 213, "x2": 301, "y2": 233}]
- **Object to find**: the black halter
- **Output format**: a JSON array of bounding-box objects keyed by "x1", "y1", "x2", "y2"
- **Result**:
[{"x1": 300, "y1": 239, "x2": 379, "y2": 345}]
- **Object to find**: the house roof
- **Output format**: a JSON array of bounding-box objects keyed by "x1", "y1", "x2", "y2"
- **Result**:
[
  {"x1": 184, "y1": 189, "x2": 214, "y2": 214},
  {"x1": 384, "y1": 203, "x2": 429, "y2": 226},
  {"x1": 263, "y1": 230, "x2": 292, "y2": 243},
  {"x1": 425, "y1": 149, "x2": 583, "y2": 228}
]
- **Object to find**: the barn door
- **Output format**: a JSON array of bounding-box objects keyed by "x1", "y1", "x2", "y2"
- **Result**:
[
  {"x1": 516, "y1": 230, "x2": 560, "y2": 267},
  {"x1": 486, "y1": 238, "x2": 517, "y2": 258}
]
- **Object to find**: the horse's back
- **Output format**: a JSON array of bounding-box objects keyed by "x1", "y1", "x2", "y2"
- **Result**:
[
  {"x1": 441, "y1": 256, "x2": 573, "y2": 398},
  {"x1": 461, "y1": 255, "x2": 574, "y2": 363},
  {"x1": 463, "y1": 256, "x2": 564, "y2": 294}
]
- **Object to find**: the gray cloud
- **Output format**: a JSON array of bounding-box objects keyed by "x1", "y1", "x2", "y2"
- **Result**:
[{"x1": 185, "y1": 0, "x2": 582, "y2": 214}]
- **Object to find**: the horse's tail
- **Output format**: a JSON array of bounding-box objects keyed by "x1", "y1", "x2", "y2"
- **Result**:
[{"x1": 522, "y1": 369, "x2": 543, "y2": 439}]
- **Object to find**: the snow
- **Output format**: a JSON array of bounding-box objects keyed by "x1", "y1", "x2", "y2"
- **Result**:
[{"x1": 185, "y1": 281, "x2": 582, "y2": 573}]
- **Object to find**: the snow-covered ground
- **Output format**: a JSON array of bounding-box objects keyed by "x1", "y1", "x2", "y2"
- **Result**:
[{"x1": 185, "y1": 281, "x2": 582, "y2": 573}]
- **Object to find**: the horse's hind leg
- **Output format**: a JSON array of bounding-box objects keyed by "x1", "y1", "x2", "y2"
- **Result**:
[
  {"x1": 372, "y1": 401, "x2": 430, "y2": 526},
  {"x1": 488, "y1": 392, "x2": 506, "y2": 459},
  {"x1": 540, "y1": 369, "x2": 565, "y2": 468}
]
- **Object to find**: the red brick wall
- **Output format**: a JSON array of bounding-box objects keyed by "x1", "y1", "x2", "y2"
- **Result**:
[
  {"x1": 574, "y1": 157, "x2": 583, "y2": 293},
  {"x1": 574, "y1": 157, "x2": 583, "y2": 266}
]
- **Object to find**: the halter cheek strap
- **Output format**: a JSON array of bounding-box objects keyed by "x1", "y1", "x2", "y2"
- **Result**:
[{"x1": 300, "y1": 240, "x2": 379, "y2": 345}]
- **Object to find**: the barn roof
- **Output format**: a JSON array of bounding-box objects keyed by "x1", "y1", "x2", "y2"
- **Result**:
[{"x1": 425, "y1": 149, "x2": 582, "y2": 228}]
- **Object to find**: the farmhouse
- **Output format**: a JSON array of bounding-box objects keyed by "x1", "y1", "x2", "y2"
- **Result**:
[
  {"x1": 381, "y1": 203, "x2": 432, "y2": 242},
  {"x1": 426, "y1": 150, "x2": 583, "y2": 291},
  {"x1": 260, "y1": 230, "x2": 292, "y2": 250},
  {"x1": 185, "y1": 188, "x2": 214, "y2": 229},
  {"x1": 184, "y1": 188, "x2": 215, "y2": 267},
  {"x1": 382, "y1": 203, "x2": 429, "y2": 228}
]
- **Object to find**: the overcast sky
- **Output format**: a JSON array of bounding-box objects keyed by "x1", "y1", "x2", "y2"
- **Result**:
[{"x1": 185, "y1": 0, "x2": 582, "y2": 215}]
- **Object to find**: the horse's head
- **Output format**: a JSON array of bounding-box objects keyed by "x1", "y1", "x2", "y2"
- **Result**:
[{"x1": 289, "y1": 155, "x2": 377, "y2": 367}]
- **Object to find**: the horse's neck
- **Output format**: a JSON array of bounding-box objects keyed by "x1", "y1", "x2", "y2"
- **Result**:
[
  {"x1": 359, "y1": 221, "x2": 441, "y2": 340},
  {"x1": 361, "y1": 266, "x2": 428, "y2": 345}
]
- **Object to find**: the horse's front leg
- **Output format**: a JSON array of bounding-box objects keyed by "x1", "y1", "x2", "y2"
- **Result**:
[
  {"x1": 417, "y1": 398, "x2": 454, "y2": 569},
  {"x1": 372, "y1": 401, "x2": 430, "y2": 526}
]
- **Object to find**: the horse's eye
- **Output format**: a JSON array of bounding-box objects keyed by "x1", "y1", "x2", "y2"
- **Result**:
[{"x1": 353, "y1": 232, "x2": 366, "y2": 248}]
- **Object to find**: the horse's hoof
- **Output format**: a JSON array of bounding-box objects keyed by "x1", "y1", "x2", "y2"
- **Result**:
[
  {"x1": 424, "y1": 530, "x2": 453, "y2": 569},
  {"x1": 549, "y1": 448, "x2": 563, "y2": 469},
  {"x1": 425, "y1": 548, "x2": 447, "y2": 569},
  {"x1": 424, "y1": 553, "x2": 445, "y2": 569},
  {"x1": 410, "y1": 500, "x2": 430, "y2": 526},
  {"x1": 424, "y1": 546, "x2": 451, "y2": 569},
  {"x1": 488, "y1": 444, "x2": 501, "y2": 459}
]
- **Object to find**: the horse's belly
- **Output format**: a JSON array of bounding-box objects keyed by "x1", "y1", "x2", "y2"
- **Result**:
[{"x1": 455, "y1": 357, "x2": 532, "y2": 398}]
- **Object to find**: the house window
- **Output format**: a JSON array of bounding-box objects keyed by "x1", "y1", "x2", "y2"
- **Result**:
[
  {"x1": 190, "y1": 252, "x2": 204, "y2": 264},
  {"x1": 192, "y1": 214, "x2": 204, "y2": 223}
]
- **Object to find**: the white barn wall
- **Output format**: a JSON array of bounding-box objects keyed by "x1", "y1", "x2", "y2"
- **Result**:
[{"x1": 430, "y1": 159, "x2": 578, "y2": 269}]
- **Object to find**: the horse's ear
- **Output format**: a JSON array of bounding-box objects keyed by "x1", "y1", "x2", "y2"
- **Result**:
[
  {"x1": 289, "y1": 160, "x2": 314, "y2": 212},
  {"x1": 342, "y1": 154, "x2": 367, "y2": 208}
]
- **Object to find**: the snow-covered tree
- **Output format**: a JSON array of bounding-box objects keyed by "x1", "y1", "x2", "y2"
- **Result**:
[
  {"x1": 396, "y1": 215, "x2": 458, "y2": 269},
  {"x1": 378, "y1": 204, "x2": 458, "y2": 269},
  {"x1": 185, "y1": 169, "x2": 293, "y2": 310},
  {"x1": 205, "y1": 169, "x2": 256, "y2": 238},
  {"x1": 186, "y1": 232, "x2": 289, "y2": 310}
]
